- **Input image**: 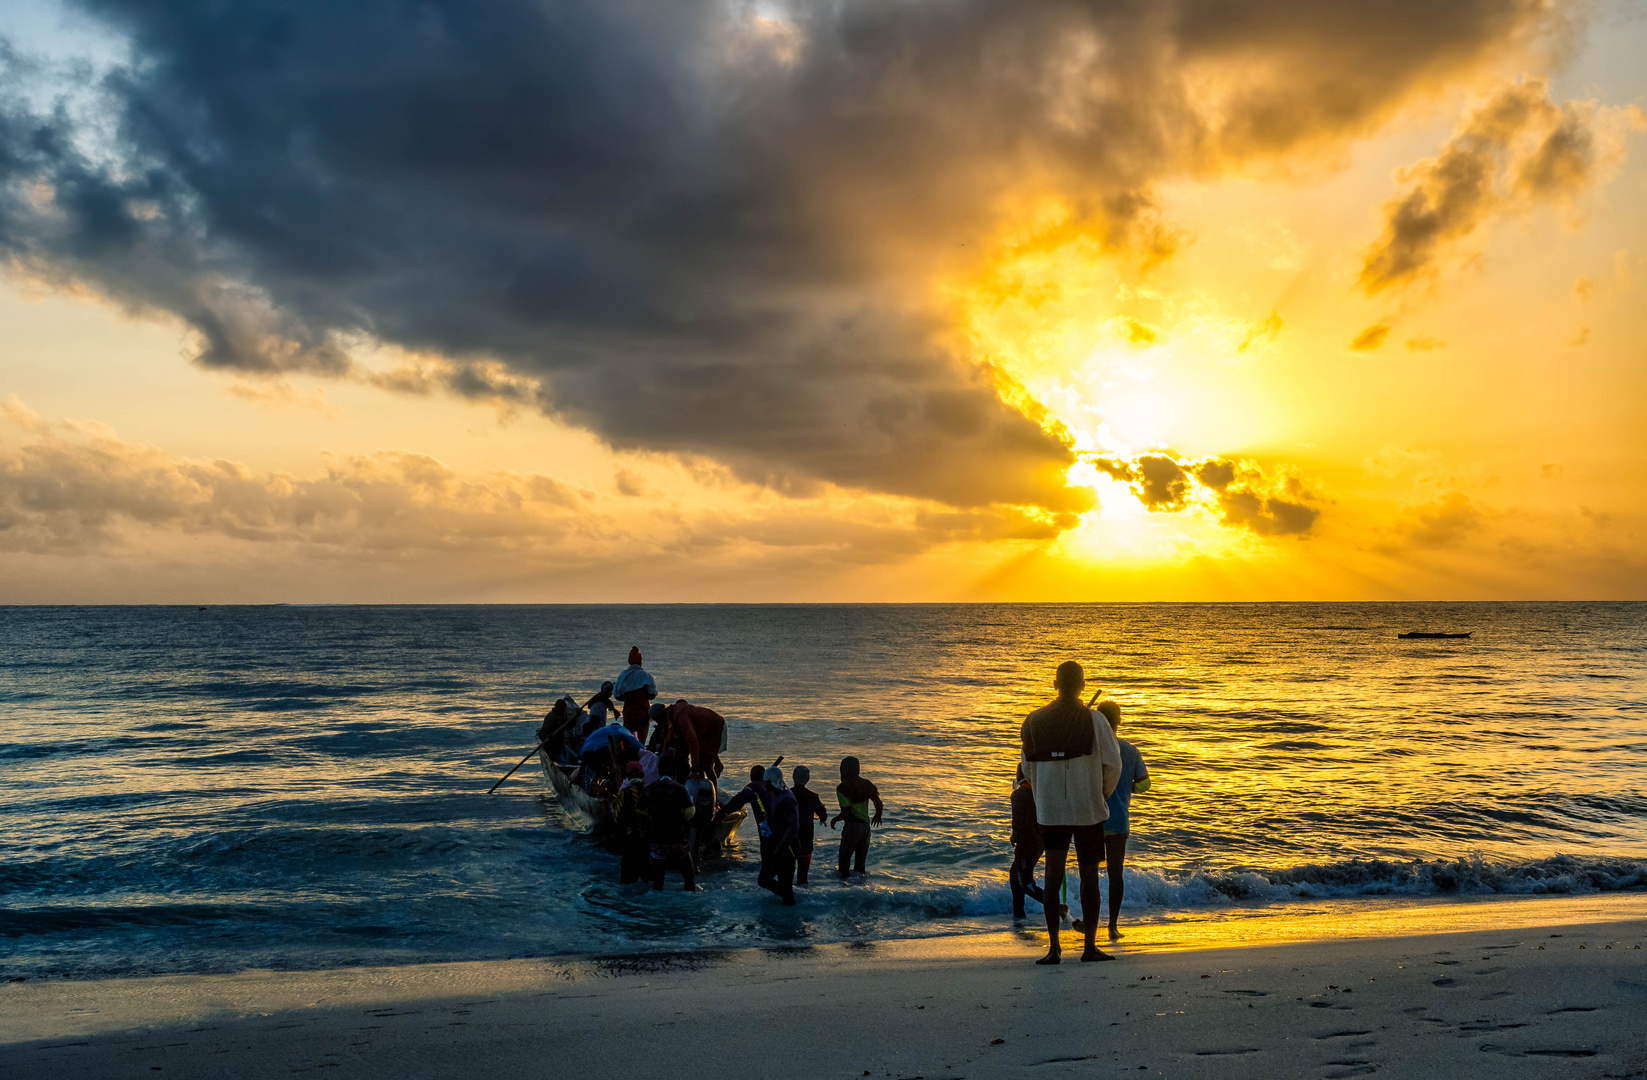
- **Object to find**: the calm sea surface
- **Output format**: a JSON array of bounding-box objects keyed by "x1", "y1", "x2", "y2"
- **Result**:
[{"x1": 2, "y1": 603, "x2": 1644, "y2": 978}]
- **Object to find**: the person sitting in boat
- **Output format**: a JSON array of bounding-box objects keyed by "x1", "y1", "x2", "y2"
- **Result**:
[
  {"x1": 579, "y1": 720, "x2": 645, "y2": 793},
  {"x1": 654, "y1": 699, "x2": 727, "y2": 781},
  {"x1": 581, "y1": 681, "x2": 617, "y2": 739},
  {"x1": 613, "y1": 647, "x2": 657, "y2": 743},
  {"x1": 536, "y1": 695, "x2": 583, "y2": 766}
]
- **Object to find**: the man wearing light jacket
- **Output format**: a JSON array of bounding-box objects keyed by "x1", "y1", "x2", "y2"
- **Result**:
[{"x1": 1019, "y1": 660, "x2": 1122, "y2": 965}]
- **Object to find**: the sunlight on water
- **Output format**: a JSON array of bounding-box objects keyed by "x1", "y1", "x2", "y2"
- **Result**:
[{"x1": 1, "y1": 603, "x2": 1643, "y2": 977}]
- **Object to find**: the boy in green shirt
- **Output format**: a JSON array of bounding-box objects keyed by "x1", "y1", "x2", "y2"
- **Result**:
[{"x1": 829, "y1": 756, "x2": 884, "y2": 878}]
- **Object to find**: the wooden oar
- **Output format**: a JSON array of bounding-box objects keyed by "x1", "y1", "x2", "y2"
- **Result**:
[
  {"x1": 488, "y1": 742, "x2": 546, "y2": 794},
  {"x1": 490, "y1": 702, "x2": 595, "y2": 794}
]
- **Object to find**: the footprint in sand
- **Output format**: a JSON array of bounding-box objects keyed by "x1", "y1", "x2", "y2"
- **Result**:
[{"x1": 1458, "y1": 1021, "x2": 1526, "y2": 1032}]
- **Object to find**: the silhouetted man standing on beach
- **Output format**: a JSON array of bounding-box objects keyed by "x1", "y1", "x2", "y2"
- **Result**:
[{"x1": 1020, "y1": 661, "x2": 1121, "y2": 964}]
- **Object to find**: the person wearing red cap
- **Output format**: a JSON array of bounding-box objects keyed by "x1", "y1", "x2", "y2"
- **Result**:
[{"x1": 612, "y1": 646, "x2": 657, "y2": 743}]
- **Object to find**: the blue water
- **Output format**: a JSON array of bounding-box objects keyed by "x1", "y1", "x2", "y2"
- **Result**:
[{"x1": 2, "y1": 603, "x2": 1645, "y2": 978}]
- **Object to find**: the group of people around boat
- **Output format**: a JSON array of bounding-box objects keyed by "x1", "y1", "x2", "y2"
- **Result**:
[
  {"x1": 537, "y1": 647, "x2": 885, "y2": 903},
  {"x1": 534, "y1": 649, "x2": 1147, "y2": 960}
]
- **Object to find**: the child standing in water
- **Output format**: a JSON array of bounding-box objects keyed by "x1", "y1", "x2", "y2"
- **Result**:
[
  {"x1": 1095, "y1": 700, "x2": 1150, "y2": 940},
  {"x1": 830, "y1": 756, "x2": 884, "y2": 878},
  {"x1": 791, "y1": 765, "x2": 830, "y2": 885}
]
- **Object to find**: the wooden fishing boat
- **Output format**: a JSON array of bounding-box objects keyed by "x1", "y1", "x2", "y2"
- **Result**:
[
  {"x1": 537, "y1": 747, "x2": 748, "y2": 858},
  {"x1": 539, "y1": 747, "x2": 614, "y2": 824},
  {"x1": 1398, "y1": 631, "x2": 1473, "y2": 639}
]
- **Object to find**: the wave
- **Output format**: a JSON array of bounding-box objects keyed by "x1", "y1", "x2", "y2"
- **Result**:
[
  {"x1": 0, "y1": 903, "x2": 282, "y2": 936},
  {"x1": 830, "y1": 853, "x2": 1647, "y2": 922}
]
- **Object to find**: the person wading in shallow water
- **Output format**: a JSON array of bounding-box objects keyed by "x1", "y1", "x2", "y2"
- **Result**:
[
  {"x1": 830, "y1": 756, "x2": 883, "y2": 878},
  {"x1": 1020, "y1": 660, "x2": 1121, "y2": 964},
  {"x1": 790, "y1": 765, "x2": 830, "y2": 886},
  {"x1": 715, "y1": 766, "x2": 775, "y2": 887}
]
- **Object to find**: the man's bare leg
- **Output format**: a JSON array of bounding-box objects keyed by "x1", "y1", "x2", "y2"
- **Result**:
[{"x1": 1038, "y1": 847, "x2": 1066, "y2": 964}]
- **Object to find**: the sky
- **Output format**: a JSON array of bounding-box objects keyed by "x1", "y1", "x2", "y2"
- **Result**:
[{"x1": 0, "y1": 0, "x2": 1644, "y2": 602}]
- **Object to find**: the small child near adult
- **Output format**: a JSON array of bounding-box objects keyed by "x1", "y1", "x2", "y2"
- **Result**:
[
  {"x1": 830, "y1": 756, "x2": 883, "y2": 878},
  {"x1": 1009, "y1": 766, "x2": 1049, "y2": 919},
  {"x1": 791, "y1": 765, "x2": 830, "y2": 885}
]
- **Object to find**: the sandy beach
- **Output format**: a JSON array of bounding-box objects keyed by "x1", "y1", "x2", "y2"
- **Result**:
[{"x1": 7, "y1": 897, "x2": 1646, "y2": 1080}]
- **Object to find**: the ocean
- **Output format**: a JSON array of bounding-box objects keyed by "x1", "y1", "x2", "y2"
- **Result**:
[{"x1": 2, "y1": 602, "x2": 1644, "y2": 979}]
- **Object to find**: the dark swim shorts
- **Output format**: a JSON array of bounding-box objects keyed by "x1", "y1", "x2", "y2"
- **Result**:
[{"x1": 1038, "y1": 822, "x2": 1105, "y2": 863}]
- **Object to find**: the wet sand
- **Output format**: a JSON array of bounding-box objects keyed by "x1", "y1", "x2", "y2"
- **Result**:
[{"x1": 6, "y1": 904, "x2": 1647, "y2": 1079}]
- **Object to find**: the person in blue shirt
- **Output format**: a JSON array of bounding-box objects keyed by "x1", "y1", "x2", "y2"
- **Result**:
[
  {"x1": 579, "y1": 722, "x2": 645, "y2": 793},
  {"x1": 1094, "y1": 700, "x2": 1150, "y2": 941}
]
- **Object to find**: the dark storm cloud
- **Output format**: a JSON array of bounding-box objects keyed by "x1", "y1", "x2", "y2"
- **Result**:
[
  {"x1": 1215, "y1": 488, "x2": 1318, "y2": 537},
  {"x1": 1104, "y1": 454, "x2": 1193, "y2": 512},
  {"x1": 0, "y1": 0, "x2": 1555, "y2": 509},
  {"x1": 1090, "y1": 451, "x2": 1319, "y2": 536},
  {"x1": 1359, "y1": 78, "x2": 1621, "y2": 294}
]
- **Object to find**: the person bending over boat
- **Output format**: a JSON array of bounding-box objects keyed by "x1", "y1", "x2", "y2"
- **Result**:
[
  {"x1": 613, "y1": 763, "x2": 652, "y2": 885},
  {"x1": 830, "y1": 756, "x2": 883, "y2": 878},
  {"x1": 646, "y1": 775, "x2": 698, "y2": 891},
  {"x1": 613, "y1": 647, "x2": 657, "y2": 743},
  {"x1": 579, "y1": 721, "x2": 644, "y2": 793},
  {"x1": 758, "y1": 767, "x2": 799, "y2": 904},
  {"x1": 791, "y1": 766, "x2": 830, "y2": 886},
  {"x1": 716, "y1": 766, "x2": 775, "y2": 877},
  {"x1": 654, "y1": 699, "x2": 727, "y2": 781},
  {"x1": 1020, "y1": 661, "x2": 1121, "y2": 964}
]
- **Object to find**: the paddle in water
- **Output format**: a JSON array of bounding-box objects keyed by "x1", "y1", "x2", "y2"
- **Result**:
[{"x1": 488, "y1": 705, "x2": 584, "y2": 793}]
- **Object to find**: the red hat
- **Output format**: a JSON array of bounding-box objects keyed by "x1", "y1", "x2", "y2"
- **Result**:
[{"x1": 628, "y1": 646, "x2": 642, "y2": 666}]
